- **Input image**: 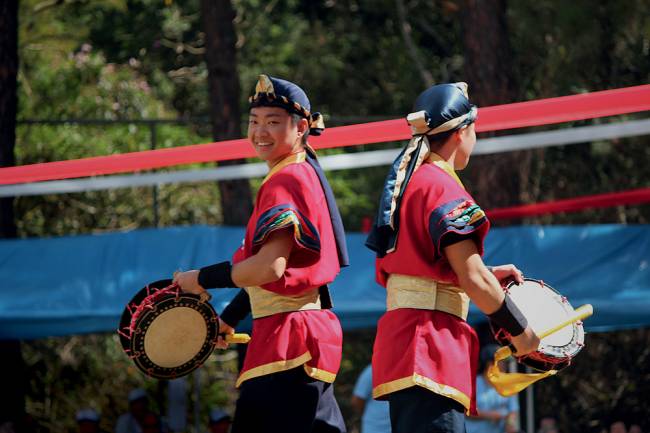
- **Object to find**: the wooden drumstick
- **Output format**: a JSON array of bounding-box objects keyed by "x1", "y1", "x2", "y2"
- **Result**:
[
  {"x1": 537, "y1": 304, "x2": 593, "y2": 339},
  {"x1": 496, "y1": 304, "x2": 593, "y2": 360},
  {"x1": 196, "y1": 292, "x2": 251, "y2": 343},
  {"x1": 224, "y1": 333, "x2": 251, "y2": 344}
]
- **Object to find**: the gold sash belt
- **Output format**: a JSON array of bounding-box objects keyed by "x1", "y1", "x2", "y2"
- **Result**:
[
  {"x1": 245, "y1": 286, "x2": 321, "y2": 319},
  {"x1": 386, "y1": 274, "x2": 469, "y2": 320}
]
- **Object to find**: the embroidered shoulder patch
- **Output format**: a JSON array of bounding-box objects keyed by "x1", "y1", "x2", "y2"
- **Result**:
[
  {"x1": 253, "y1": 204, "x2": 320, "y2": 253},
  {"x1": 444, "y1": 202, "x2": 485, "y2": 229}
]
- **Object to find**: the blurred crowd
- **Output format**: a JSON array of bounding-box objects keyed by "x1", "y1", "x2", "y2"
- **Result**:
[
  {"x1": 73, "y1": 388, "x2": 231, "y2": 433},
  {"x1": 0, "y1": 374, "x2": 643, "y2": 433}
]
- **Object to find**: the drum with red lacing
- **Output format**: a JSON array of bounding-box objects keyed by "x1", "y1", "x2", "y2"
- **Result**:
[
  {"x1": 118, "y1": 279, "x2": 248, "y2": 379},
  {"x1": 491, "y1": 278, "x2": 585, "y2": 371}
]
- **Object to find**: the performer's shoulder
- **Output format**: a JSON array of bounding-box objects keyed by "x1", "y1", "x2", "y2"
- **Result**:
[
  {"x1": 416, "y1": 162, "x2": 451, "y2": 180},
  {"x1": 409, "y1": 164, "x2": 445, "y2": 191},
  {"x1": 409, "y1": 164, "x2": 474, "y2": 205},
  {"x1": 268, "y1": 161, "x2": 318, "y2": 188},
  {"x1": 417, "y1": 164, "x2": 465, "y2": 189},
  {"x1": 262, "y1": 163, "x2": 316, "y2": 200}
]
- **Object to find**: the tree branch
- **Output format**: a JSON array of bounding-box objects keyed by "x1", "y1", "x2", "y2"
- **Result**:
[{"x1": 395, "y1": 0, "x2": 434, "y2": 87}]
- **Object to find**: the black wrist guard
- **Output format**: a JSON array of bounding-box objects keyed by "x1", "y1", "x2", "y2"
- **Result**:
[
  {"x1": 198, "y1": 261, "x2": 235, "y2": 289},
  {"x1": 220, "y1": 289, "x2": 251, "y2": 327},
  {"x1": 488, "y1": 295, "x2": 528, "y2": 337}
]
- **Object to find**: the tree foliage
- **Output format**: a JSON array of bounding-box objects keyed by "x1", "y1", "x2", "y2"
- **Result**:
[
  {"x1": 22, "y1": 333, "x2": 240, "y2": 432},
  {"x1": 14, "y1": 0, "x2": 650, "y2": 237}
]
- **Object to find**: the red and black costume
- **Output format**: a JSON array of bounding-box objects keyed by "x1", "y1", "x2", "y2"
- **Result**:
[
  {"x1": 206, "y1": 75, "x2": 349, "y2": 433},
  {"x1": 371, "y1": 155, "x2": 487, "y2": 410},
  {"x1": 232, "y1": 150, "x2": 345, "y2": 387},
  {"x1": 366, "y1": 83, "x2": 484, "y2": 433}
]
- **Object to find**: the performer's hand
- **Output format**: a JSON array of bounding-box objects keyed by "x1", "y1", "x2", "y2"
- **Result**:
[
  {"x1": 173, "y1": 270, "x2": 205, "y2": 295},
  {"x1": 490, "y1": 264, "x2": 524, "y2": 285},
  {"x1": 216, "y1": 318, "x2": 235, "y2": 350},
  {"x1": 510, "y1": 326, "x2": 540, "y2": 356}
]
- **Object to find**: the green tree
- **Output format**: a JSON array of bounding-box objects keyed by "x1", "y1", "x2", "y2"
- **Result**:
[
  {"x1": 201, "y1": 0, "x2": 253, "y2": 225},
  {"x1": 0, "y1": 2, "x2": 26, "y2": 432},
  {"x1": 0, "y1": 0, "x2": 18, "y2": 238},
  {"x1": 459, "y1": 0, "x2": 539, "y2": 215}
]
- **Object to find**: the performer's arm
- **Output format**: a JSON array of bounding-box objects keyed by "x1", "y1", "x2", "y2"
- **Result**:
[
  {"x1": 230, "y1": 229, "x2": 293, "y2": 287},
  {"x1": 215, "y1": 231, "x2": 292, "y2": 350},
  {"x1": 486, "y1": 264, "x2": 524, "y2": 285},
  {"x1": 213, "y1": 289, "x2": 251, "y2": 350},
  {"x1": 213, "y1": 226, "x2": 293, "y2": 349},
  {"x1": 444, "y1": 239, "x2": 540, "y2": 355},
  {"x1": 174, "y1": 229, "x2": 293, "y2": 294},
  {"x1": 220, "y1": 289, "x2": 251, "y2": 328}
]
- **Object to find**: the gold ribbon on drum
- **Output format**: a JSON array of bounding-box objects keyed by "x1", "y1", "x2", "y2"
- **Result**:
[
  {"x1": 487, "y1": 304, "x2": 594, "y2": 396},
  {"x1": 386, "y1": 274, "x2": 470, "y2": 320}
]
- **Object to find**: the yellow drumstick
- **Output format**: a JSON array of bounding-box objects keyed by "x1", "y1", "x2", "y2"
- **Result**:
[
  {"x1": 496, "y1": 304, "x2": 593, "y2": 360},
  {"x1": 224, "y1": 333, "x2": 251, "y2": 344},
  {"x1": 175, "y1": 284, "x2": 250, "y2": 344}
]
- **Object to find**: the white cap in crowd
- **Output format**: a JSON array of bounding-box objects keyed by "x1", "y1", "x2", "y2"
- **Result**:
[
  {"x1": 209, "y1": 408, "x2": 231, "y2": 424},
  {"x1": 75, "y1": 408, "x2": 100, "y2": 422},
  {"x1": 128, "y1": 388, "x2": 147, "y2": 402}
]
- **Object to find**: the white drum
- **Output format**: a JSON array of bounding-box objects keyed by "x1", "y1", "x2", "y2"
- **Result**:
[{"x1": 492, "y1": 278, "x2": 585, "y2": 371}]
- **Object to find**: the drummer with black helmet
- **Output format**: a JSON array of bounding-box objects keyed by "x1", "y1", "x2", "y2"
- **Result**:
[{"x1": 365, "y1": 82, "x2": 540, "y2": 433}]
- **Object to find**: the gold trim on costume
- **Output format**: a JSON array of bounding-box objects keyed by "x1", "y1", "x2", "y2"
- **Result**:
[
  {"x1": 303, "y1": 364, "x2": 337, "y2": 383},
  {"x1": 262, "y1": 151, "x2": 306, "y2": 184},
  {"x1": 244, "y1": 286, "x2": 321, "y2": 319},
  {"x1": 236, "y1": 352, "x2": 338, "y2": 387},
  {"x1": 236, "y1": 352, "x2": 312, "y2": 387},
  {"x1": 372, "y1": 373, "x2": 471, "y2": 413},
  {"x1": 386, "y1": 274, "x2": 469, "y2": 320},
  {"x1": 427, "y1": 153, "x2": 464, "y2": 188}
]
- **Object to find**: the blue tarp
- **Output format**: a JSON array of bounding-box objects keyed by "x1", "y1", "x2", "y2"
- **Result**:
[{"x1": 1, "y1": 224, "x2": 649, "y2": 339}]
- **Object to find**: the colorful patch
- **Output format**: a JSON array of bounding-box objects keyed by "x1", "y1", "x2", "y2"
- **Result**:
[
  {"x1": 253, "y1": 204, "x2": 320, "y2": 253},
  {"x1": 429, "y1": 198, "x2": 487, "y2": 254},
  {"x1": 445, "y1": 202, "x2": 486, "y2": 228}
]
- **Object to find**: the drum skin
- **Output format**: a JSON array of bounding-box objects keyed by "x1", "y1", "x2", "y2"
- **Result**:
[
  {"x1": 491, "y1": 278, "x2": 585, "y2": 372},
  {"x1": 118, "y1": 279, "x2": 219, "y2": 379}
]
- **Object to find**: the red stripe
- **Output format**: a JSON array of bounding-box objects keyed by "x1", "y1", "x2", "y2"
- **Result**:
[
  {"x1": 486, "y1": 187, "x2": 650, "y2": 220},
  {"x1": 474, "y1": 84, "x2": 650, "y2": 132},
  {"x1": 2, "y1": 84, "x2": 649, "y2": 185}
]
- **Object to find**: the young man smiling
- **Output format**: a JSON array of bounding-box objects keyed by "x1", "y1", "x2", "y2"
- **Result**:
[{"x1": 174, "y1": 75, "x2": 349, "y2": 433}]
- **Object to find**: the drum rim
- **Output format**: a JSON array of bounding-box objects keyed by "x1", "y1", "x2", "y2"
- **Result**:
[
  {"x1": 128, "y1": 293, "x2": 218, "y2": 379},
  {"x1": 118, "y1": 279, "x2": 175, "y2": 351},
  {"x1": 493, "y1": 278, "x2": 585, "y2": 372},
  {"x1": 118, "y1": 279, "x2": 219, "y2": 379}
]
